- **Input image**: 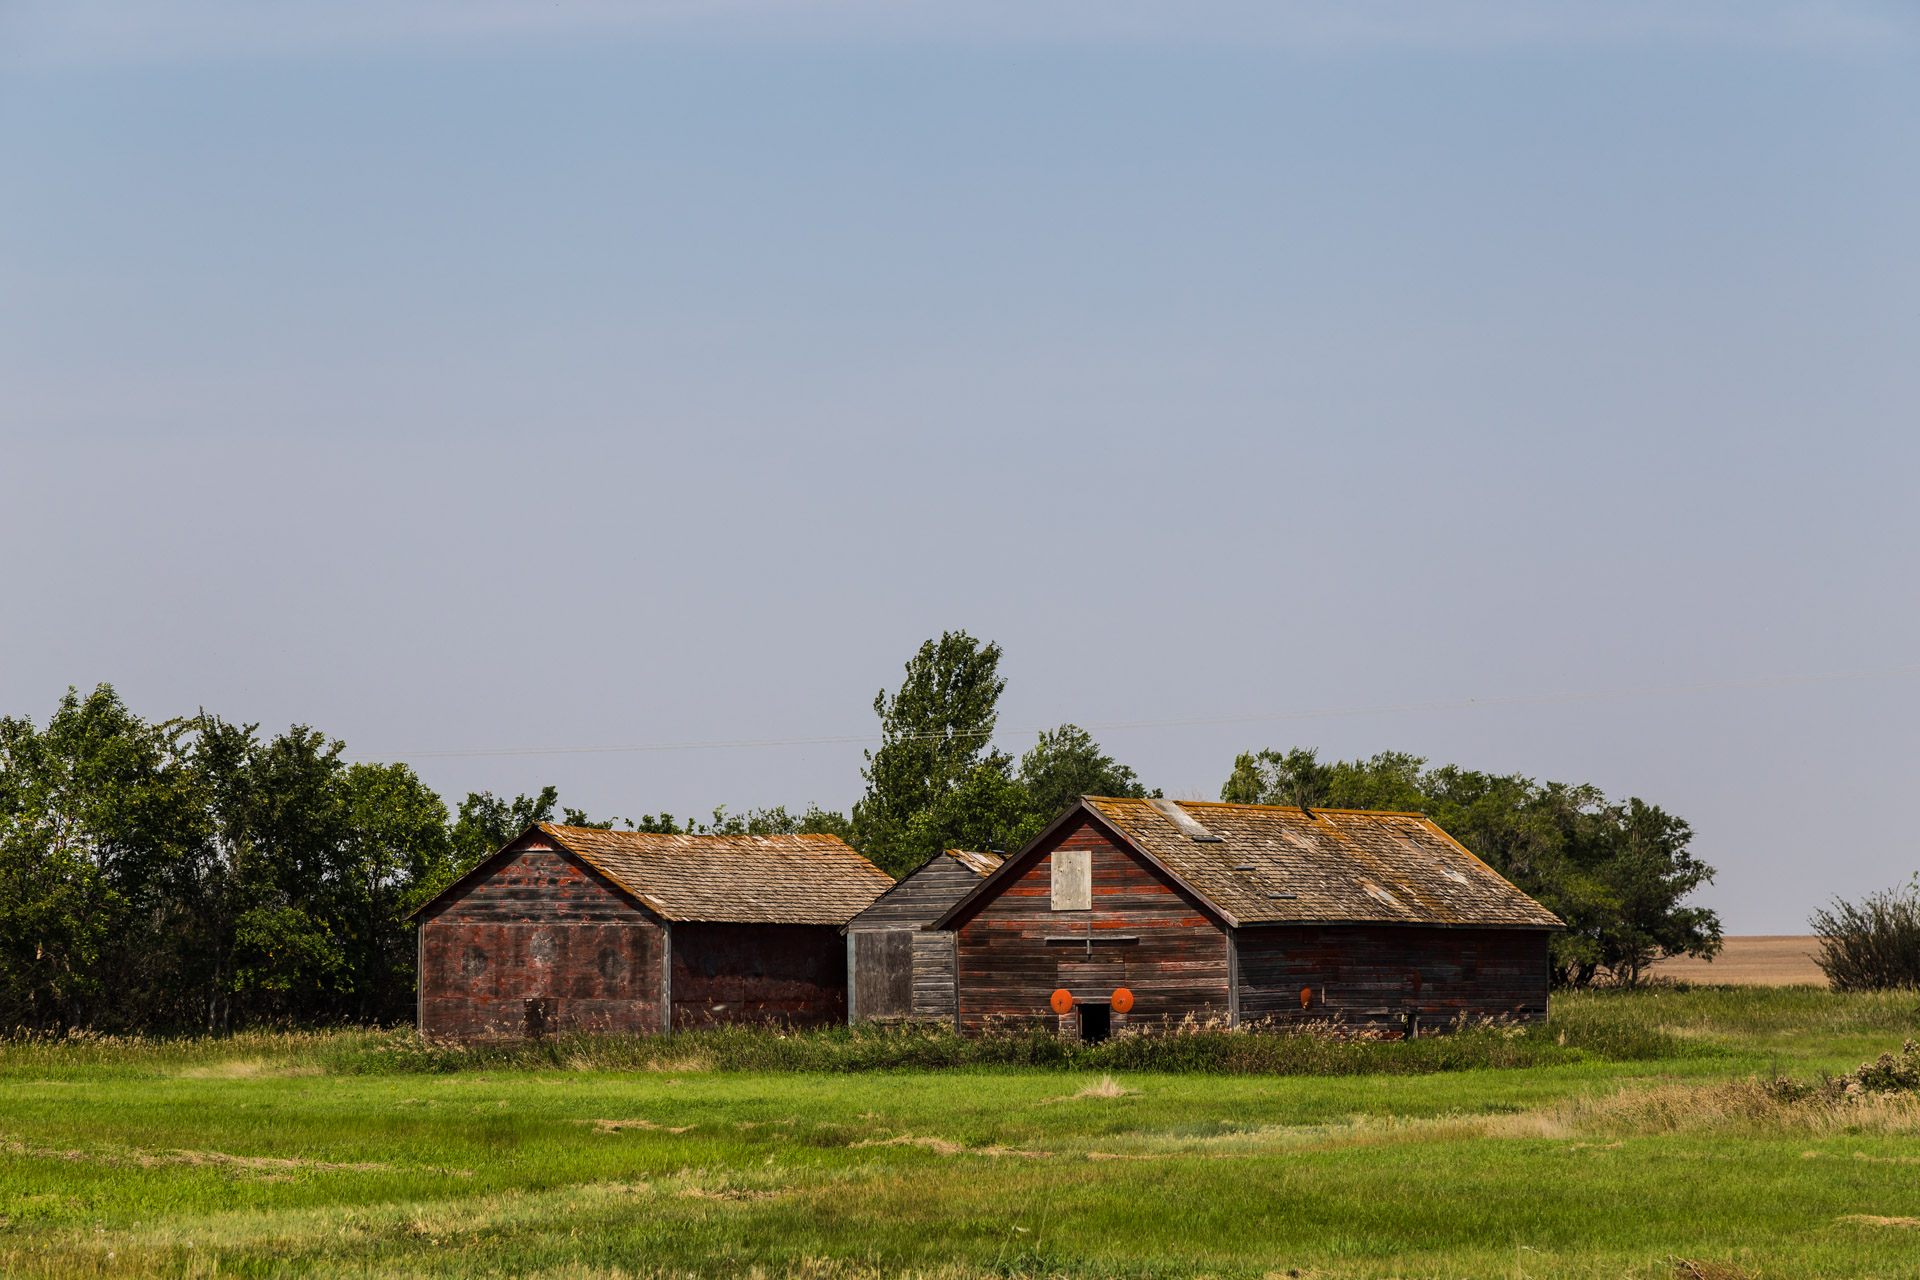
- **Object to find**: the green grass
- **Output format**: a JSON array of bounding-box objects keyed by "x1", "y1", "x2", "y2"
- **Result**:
[{"x1": 3, "y1": 987, "x2": 1918, "y2": 1279}]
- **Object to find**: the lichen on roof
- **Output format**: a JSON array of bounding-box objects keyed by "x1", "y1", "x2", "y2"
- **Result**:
[
  {"x1": 1085, "y1": 797, "x2": 1562, "y2": 929},
  {"x1": 539, "y1": 823, "x2": 893, "y2": 925}
]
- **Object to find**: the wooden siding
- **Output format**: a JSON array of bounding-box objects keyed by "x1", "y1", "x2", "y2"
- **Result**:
[
  {"x1": 418, "y1": 840, "x2": 667, "y2": 1038},
  {"x1": 846, "y1": 855, "x2": 984, "y2": 929},
  {"x1": 669, "y1": 923, "x2": 847, "y2": 1029},
  {"x1": 911, "y1": 932, "x2": 957, "y2": 1022},
  {"x1": 1235, "y1": 925, "x2": 1551, "y2": 1033},
  {"x1": 953, "y1": 815, "x2": 1231, "y2": 1033}
]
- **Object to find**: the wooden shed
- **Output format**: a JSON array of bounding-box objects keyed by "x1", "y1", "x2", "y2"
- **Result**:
[
  {"x1": 931, "y1": 797, "x2": 1564, "y2": 1040},
  {"x1": 842, "y1": 848, "x2": 1002, "y2": 1024},
  {"x1": 411, "y1": 823, "x2": 893, "y2": 1039}
]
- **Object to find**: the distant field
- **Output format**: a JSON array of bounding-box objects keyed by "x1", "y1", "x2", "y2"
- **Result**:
[
  {"x1": 3, "y1": 989, "x2": 1916, "y2": 1279},
  {"x1": 1650, "y1": 935, "x2": 1827, "y2": 986}
]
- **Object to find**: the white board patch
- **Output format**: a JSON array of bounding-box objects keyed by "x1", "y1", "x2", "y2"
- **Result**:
[{"x1": 1051, "y1": 848, "x2": 1092, "y2": 911}]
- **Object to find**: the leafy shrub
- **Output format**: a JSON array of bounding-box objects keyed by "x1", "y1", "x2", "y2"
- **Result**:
[
  {"x1": 1810, "y1": 878, "x2": 1920, "y2": 991},
  {"x1": 1767, "y1": 1038, "x2": 1920, "y2": 1102}
]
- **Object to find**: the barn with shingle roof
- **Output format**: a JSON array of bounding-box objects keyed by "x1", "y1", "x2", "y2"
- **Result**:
[
  {"x1": 930, "y1": 797, "x2": 1563, "y2": 1040},
  {"x1": 410, "y1": 823, "x2": 893, "y2": 1038}
]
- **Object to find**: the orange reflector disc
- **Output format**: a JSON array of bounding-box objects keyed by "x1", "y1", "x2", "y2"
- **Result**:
[
  {"x1": 1111, "y1": 987, "x2": 1134, "y2": 1014},
  {"x1": 1049, "y1": 988, "x2": 1075, "y2": 1015}
]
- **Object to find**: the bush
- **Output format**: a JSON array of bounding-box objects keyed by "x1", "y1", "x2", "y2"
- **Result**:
[
  {"x1": 1810, "y1": 878, "x2": 1920, "y2": 992},
  {"x1": 1767, "y1": 1038, "x2": 1920, "y2": 1102}
]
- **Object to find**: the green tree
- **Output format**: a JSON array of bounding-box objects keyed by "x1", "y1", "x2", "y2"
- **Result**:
[
  {"x1": 1590, "y1": 797, "x2": 1717, "y2": 985},
  {"x1": 339, "y1": 762, "x2": 452, "y2": 1020},
  {"x1": 901, "y1": 760, "x2": 1041, "y2": 865},
  {"x1": 449, "y1": 786, "x2": 558, "y2": 873},
  {"x1": 698, "y1": 805, "x2": 853, "y2": 838},
  {"x1": 853, "y1": 631, "x2": 1009, "y2": 876},
  {"x1": 0, "y1": 687, "x2": 211, "y2": 1030},
  {"x1": 190, "y1": 723, "x2": 456, "y2": 1026},
  {"x1": 1017, "y1": 724, "x2": 1157, "y2": 819}
]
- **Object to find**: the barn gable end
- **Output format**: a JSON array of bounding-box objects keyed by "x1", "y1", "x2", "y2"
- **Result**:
[
  {"x1": 952, "y1": 811, "x2": 1231, "y2": 1034},
  {"x1": 418, "y1": 834, "x2": 668, "y2": 1039}
]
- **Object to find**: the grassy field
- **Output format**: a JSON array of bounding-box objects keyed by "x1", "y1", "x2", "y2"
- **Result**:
[{"x1": 3, "y1": 988, "x2": 1918, "y2": 1279}]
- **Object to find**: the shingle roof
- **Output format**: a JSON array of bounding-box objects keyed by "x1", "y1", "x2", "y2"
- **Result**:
[
  {"x1": 946, "y1": 849, "x2": 1004, "y2": 878},
  {"x1": 1084, "y1": 798, "x2": 1562, "y2": 930},
  {"x1": 538, "y1": 824, "x2": 894, "y2": 925}
]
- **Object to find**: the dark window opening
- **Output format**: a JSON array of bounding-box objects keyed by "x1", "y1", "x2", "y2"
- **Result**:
[{"x1": 1080, "y1": 1002, "x2": 1112, "y2": 1043}]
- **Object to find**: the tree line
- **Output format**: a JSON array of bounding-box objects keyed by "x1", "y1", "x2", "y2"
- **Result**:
[{"x1": 0, "y1": 630, "x2": 1722, "y2": 1030}]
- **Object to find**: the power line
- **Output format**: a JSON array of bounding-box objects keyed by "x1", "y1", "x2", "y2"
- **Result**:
[{"x1": 343, "y1": 662, "x2": 1920, "y2": 762}]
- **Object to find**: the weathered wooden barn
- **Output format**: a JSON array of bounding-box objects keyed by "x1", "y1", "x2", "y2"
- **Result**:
[
  {"x1": 842, "y1": 848, "x2": 1002, "y2": 1023},
  {"x1": 412, "y1": 823, "x2": 894, "y2": 1038},
  {"x1": 930, "y1": 798, "x2": 1564, "y2": 1040}
]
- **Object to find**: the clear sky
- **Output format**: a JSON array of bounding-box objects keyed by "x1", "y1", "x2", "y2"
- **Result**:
[{"x1": 3, "y1": 1, "x2": 1916, "y2": 932}]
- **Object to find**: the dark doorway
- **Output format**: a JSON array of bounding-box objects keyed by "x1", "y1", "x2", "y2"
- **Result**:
[
  {"x1": 1080, "y1": 1002, "x2": 1112, "y2": 1043},
  {"x1": 524, "y1": 997, "x2": 557, "y2": 1039}
]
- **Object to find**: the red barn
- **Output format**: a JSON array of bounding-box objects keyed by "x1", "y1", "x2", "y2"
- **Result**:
[
  {"x1": 931, "y1": 797, "x2": 1563, "y2": 1039},
  {"x1": 411, "y1": 823, "x2": 893, "y2": 1039}
]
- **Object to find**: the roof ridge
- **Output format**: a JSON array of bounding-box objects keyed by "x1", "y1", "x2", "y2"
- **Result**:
[
  {"x1": 544, "y1": 823, "x2": 848, "y2": 843},
  {"x1": 1092, "y1": 798, "x2": 1432, "y2": 819}
]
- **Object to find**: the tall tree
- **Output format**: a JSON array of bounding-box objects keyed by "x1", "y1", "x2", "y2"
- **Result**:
[
  {"x1": 1018, "y1": 724, "x2": 1157, "y2": 819},
  {"x1": 0, "y1": 687, "x2": 209, "y2": 1030},
  {"x1": 853, "y1": 631, "x2": 1008, "y2": 876}
]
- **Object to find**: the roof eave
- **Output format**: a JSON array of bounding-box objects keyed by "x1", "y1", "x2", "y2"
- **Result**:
[{"x1": 1232, "y1": 915, "x2": 1566, "y2": 931}]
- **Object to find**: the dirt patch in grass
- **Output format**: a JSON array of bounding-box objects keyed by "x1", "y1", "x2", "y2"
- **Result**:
[
  {"x1": 583, "y1": 1118, "x2": 695, "y2": 1134},
  {"x1": 1, "y1": 1137, "x2": 474, "y2": 1179},
  {"x1": 677, "y1": 1186, "x2": 786, "y2": 1202},
  {"x1": 1039, "y1": 1074, "x2": 1136, "y2": 1103},
  {"x1": 850, "y1": 1135, "x2": 1050, "y2": 1158},
  {"x1": 178, "y1": 1060, "x2": 325, "y2": 1079},
  {"x1": 1668, "y1": 1260, "x2": 1753, "y2": 1280},
  {"x1": 1841, "y1": 1214, "x2": 1920, "y2": 1228},
  {"x1": 2, "y1": 1137, "x2": 393, "y2": 1174}
]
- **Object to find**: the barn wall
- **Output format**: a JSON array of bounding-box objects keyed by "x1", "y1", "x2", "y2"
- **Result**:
[
  {"x1": 953, "y1": 815, "x2": 1230, "y2": 1032},
  {"x1": 1236, "y1": 925, "x2": 1551, "y2": 1032},
  {"x1": 418, "y1": 840, "x2": 666, "y2": 1038},
  {"x1": 669, "y1": 923, "x2": 846, "y2": 1029}
]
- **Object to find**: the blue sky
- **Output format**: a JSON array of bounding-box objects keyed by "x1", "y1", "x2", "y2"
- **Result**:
[{"x1": 3, "y1": 1, "x2": 1916, "y2": 931}]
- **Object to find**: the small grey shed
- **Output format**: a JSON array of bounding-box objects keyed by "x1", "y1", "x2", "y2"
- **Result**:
[{"x1": 843, "y1": 849, "x2": 1002, "y2": 1024}]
